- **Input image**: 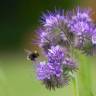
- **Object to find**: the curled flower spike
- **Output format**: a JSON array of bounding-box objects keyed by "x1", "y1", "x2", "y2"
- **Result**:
[
  {"x1": 36, "y1": 45, "x2": 77, "y2": 90},
  {"x1": 63, "y1": 56, "x2": 77, "y2": 71},
  {"x1": 37, "y1": 28, "x2": 70, "y2": 54},
  {"x1": 41, "y1": 11, "x2": 70, "y2": 38},
  {"x1": 67, "y1": 7, "x2": 94, "y2": 50},
  {"x1": 67, "y1": 7, "x2": 93, "y2": 35},
  {"x1": 48, "y1": 45, "x2": 64, "y2": 63},
  {"x1": 41, "y1": 10, "x2": 65, "y2": 27},
  {"x1": 37, "y1": 46, "x2": 65, "y2": 81},
  {"x1": 36, "y1": 29, "x2": 53, "y2": 53}
]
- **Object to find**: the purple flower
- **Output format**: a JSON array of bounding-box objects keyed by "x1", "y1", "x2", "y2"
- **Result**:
[
  {"x1": 37, "y1": 61, "x2": 62, "y2": 81},
  {"x1": 37, "y1": 61, "x2": 51, "y2": 80},
  {"x1": 67, "y1": 7, "x2": 92, "y2": 35},
  {"x1": 47, "y1": 62, "x2": 62, "y2": 77},
  {"x1": 37, "y1": 46, "x2": 64, "y2": 80},
  {"x1": 36, "y1": 29, "x2": 53, "y2": 53},
  {"x1": 66, "y1": 7, "x2": 94, "y2": 49},
  {"x1": 41, "y1": 11, "x2": 66, "y2": 27},
  {"x1": 32, "y1": 8, "x2": 96, "y2": 90},
  {"x1": 37, "y1": 29, "x2": 49, "y2": 47},
  {"x1": 37, "y1": 28, "x2": 69, "y2": 54},
  {"x1": 91, "y1": 28, "x2": 96, "y2": 44},
  {"x1": 48, "y1": 45, "x2": 64, "y2": 63},
  {"x1": 36, "y1": 45, "x2": 77, "y2": 89},
  {"x1": 63, "y1": 57, "x2": 77, "y2": 71}
]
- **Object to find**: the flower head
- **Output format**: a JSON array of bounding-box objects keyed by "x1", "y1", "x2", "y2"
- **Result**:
[
  {"x1": 63, "y1": 57, "x2": 77, "y2": 71},
  {"x1": 37, "y1": 27, "x2": 70, "y2": 53},
  {"x1": 36, "y1": 29, "x2": 53, "y2": 53},
  {"x1": 37, "y1": 61, "x2": 51, "y2": 80},
  {"x1": 41, "y1": 10, "x2": 65, "y2": 27},
  {"x1": 67, "y1": 7, "x2": 92, "y2": 35},
  {"x1": 36, "y1": 45, "x2": 77, "y2": 89},
  {"x1": 37, "y1": 46, "x2": 65, "y2": 80},
  {"x1": 66, "y1": 7, "x2": 94, "y2": 50},
  {"x1": 48, "y1": 45, "x2": 64, "y2": 63}
]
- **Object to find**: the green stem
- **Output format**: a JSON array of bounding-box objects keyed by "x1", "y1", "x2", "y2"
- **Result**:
[
  {"x1": 73, "y1": 50, "x2": 94, "y2": 96},
  {"x1": 72, "y1": 73, "x2": 79, "y2": 96}
]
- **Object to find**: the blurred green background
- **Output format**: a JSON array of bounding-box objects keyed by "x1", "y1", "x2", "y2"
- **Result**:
[{"x1": 0, "y1": 0, "x2": 96, "y2": 96}]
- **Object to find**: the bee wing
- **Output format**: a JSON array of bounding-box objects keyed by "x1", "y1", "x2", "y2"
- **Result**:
[{"x1": 24, "y1": 49, "x2": 32, "y2": 60}]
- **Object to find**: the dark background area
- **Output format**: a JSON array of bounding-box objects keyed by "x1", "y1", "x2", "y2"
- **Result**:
[{"x1": 0, "y1": 0, "x2": 80, "y2": 51}]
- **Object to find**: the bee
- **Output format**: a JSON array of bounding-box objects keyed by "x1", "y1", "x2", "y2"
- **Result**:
[{"x1": 25, "y1": 49, "x2": 39, "y2": 61}]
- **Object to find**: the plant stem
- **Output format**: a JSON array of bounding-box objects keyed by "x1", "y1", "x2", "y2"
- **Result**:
[
  {"x1": 73, "y1": 50, "x2": 94, "y2": 96},
  {"x1": 72, "y1": 73, "x2": 79, "y2": 96}
]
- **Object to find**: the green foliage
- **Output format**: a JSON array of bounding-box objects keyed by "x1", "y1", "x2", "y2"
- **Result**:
[{"x1": 73, "y1": 50, "x2": 94, "y2": 96}]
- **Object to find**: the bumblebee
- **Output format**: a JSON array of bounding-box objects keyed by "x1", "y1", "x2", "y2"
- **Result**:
[{"x1": 25, "y1": 49, "x2": 39, "y2": 61}]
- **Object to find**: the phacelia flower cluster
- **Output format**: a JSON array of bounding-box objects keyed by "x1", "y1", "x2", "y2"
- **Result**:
[
  {"x1": 37, "y1": 46, "x2": 64, "y2": 80},
  {"x1": 37, "y1": 45, "x2": 76, "y2": 89},
  {"x1": 32, "y1": 7, "x2": 96, "y2": 90},
  {"x1": 67, "y1": 7, "x2": 92, "y2": 35}
]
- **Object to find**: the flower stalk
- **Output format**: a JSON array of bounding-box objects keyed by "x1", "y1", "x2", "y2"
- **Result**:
[{"x1": 72, "y1": 73, "x2": 79, "y2": 96}]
